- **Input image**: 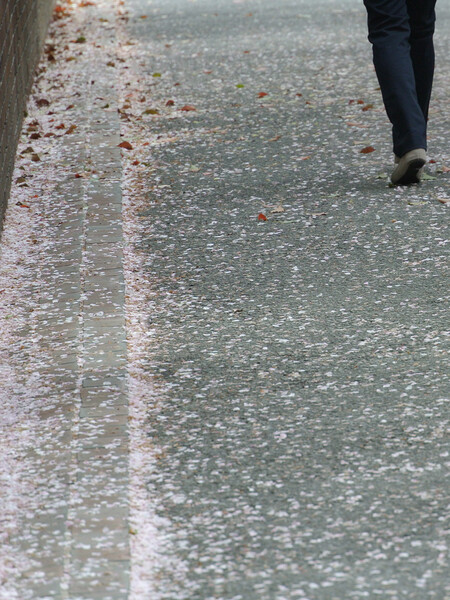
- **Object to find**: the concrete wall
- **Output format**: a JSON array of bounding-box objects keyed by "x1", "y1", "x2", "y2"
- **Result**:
[{"x1": 0, "y1": 0, "x2": 55, "y2": 226}]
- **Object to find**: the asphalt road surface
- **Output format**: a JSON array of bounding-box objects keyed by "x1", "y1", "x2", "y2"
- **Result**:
[{"x1": 124, "y1": 1, "x2": 449, "y2": 598}]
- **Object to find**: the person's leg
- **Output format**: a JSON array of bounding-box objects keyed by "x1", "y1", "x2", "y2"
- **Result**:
[
  {"x1": 363, "y1": 0, "x2": 427, "y2": 157},
  {"x1": 406, "y1": 0, "x2": 437, "y2": 122}
]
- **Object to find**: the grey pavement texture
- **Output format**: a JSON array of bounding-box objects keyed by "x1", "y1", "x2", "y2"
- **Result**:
[{"x1": 121, "y1": 0, "x2": 449, "y2": 598}]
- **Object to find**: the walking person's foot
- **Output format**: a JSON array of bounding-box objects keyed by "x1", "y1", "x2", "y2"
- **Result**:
[{"x1": 391, "y1": 149, "x2": 427, "y2": 185}]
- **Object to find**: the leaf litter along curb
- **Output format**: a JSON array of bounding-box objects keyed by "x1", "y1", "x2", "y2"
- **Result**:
[
  {"x1": 0, "y1": 0, "x2": 102, "y2": 592},
  {"x1": 48, "y1": 1, "x2": 191, "y2": 597},
  {"x1": 115, "y1": 3, "x2": 192, "y2": 598}
]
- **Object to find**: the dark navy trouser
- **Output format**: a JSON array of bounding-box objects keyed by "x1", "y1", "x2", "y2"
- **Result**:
[{"x1": 363, "y1": 0, "x2": 437, "y2": 157}]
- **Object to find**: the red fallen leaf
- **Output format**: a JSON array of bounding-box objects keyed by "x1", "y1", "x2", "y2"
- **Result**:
[
  {"x1": 243, "y1": 50, "x2": 250, "y2": 54},
  {"x1": 66, "y1": 104, "x2": 74, "y2": 110},
  {"x1": 181, "y1": 105, "x2": 196, "y2": 112},
  {"x1": 118, "y1": 141, "x2": 133, "y2": 150},
  {"x1": 142, "y1": 142, "x2": 149, "y2": 146},
  {"x1": 258, "y1": 92, "x2": 268, "y2": 98},
  {"x1": 30, "y1": 132, "x2": 41, "y2": 140},
  {"x1": 80, "y1": 1, "x2": 95, "y2": 6},
  {"x1": 166, "y1": 99, "x2": 175, "y2": 106},
  {"x1": 132, "y1": 160, "x2": 140, "y2": 166},
  {"x1": 296, "y1": 93, "x2": 303, "y2": 97},
  {"x1": 65, "y1": 124, "x2": 77, "y2": 134},
  {"x1": 357, "y1": 99, "x2": 365, "y2": 104},
  {"x1": 360, "y1": 146, "x2": 375, "y2": 154},
  {"x1": 437, "y1": 198, "x2": 449, "y2": 204},
  {"x1": 74, "y1": 173, "x2": 82, "y2": 178},
  {"x1": 16, "y1": 201, "x2": 30, "y2": 208},
  {"x1": 55, "y1": 123, "x2": 65, "y2": 130},
  {"x1": 429, "y1": 159, "x2": 436, "y2": 164},
  {"x1": 27, "y1": 120, "x2": 39, "y2": 131},
  {"x1": 54, "y1": 5, "x2": 69, "y2": 17},
  {"x1": 36, "y1": 98, "x2": 50, "y2": 107},
  {"x1": 258, "y1": 213, "x2": 267, "y2": 221},
  {"x1": 362, "y1": 103, "x2": 374, "y2": 111},
  {"x1": 348, "y1": 99, "x2": 355, "y2": 104},
  {"x1": 204, "y1": 70, "x2": 213, "y2": 74}
]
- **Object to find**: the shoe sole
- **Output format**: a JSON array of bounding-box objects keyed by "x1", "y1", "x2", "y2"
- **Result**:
[{"x1": 392, "y1": 158, "x2": 426, "y2": 185}]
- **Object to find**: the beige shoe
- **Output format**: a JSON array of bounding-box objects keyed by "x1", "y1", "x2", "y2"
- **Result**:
[
  {"x1": 394, "y1": 153, "x2": 426, "y2": 179},
  {"x1": 391, "y1": 149, "x2": 426, "y2": 185}
]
